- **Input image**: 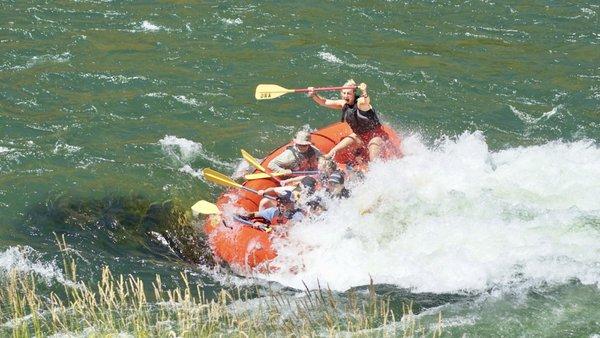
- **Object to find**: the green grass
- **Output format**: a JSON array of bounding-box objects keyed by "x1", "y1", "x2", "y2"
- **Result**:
[{"x1": 0, "y1": 235, "x2": 442, "y2": 337}]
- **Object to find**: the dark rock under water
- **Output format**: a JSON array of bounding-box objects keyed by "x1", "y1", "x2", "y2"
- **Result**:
[{"x1": 24, "y1": 193, "x2": 215, "y2": 267}]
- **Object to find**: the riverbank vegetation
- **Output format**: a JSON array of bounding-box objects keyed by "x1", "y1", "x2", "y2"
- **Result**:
[{"x1": 0, "y1": 236, "x2": 442, "y2": 337}]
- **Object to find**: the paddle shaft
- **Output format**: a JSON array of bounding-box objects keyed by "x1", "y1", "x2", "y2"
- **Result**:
[
  {"x1": 232, "y1": 214, "x2": 271, "y2": 232},
  {"x1": 241, "y1": 149, "x2": 282, "y2": 184},
  {"x1": 244, "y1": 170, "x2": 320, "y2": 180},
  {"x1": 232, "y1": 214, "x2": 254, "y2": 226},
  {"x1": 255, "y1": 84, "x2": 357, "y2": 100},
  {"x1": 240, "y1": 185, "x2": 276, "y2": 200},
  {"x1": 294, "y1": 85, "x2": 355, "y2": 93},
  {"x1": 265, "y1": 171, "x2": 282, "y2": 184},
  {"x1": 203, "y1": 167, "x2": 275, "y2": 200}
]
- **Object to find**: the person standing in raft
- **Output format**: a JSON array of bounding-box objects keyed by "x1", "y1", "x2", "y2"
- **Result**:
[
  {"x1": 307, "y1": 80, "x2": 388, "y2": 160},
  {"x1": 267, "y1": 130, "x2": 321, "y2": 175}
]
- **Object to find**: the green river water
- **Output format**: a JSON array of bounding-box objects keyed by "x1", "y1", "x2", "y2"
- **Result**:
[{"x1": 1, "y1": 1, "x2": 599, "y2": 336}]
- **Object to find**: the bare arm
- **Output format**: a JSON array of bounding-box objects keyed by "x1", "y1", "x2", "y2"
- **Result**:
[
  {"x1": 356, "y1": 82, "x2": 372, "y2": 111},
  {"x1": 311, "y1": 94, "x2": 345, "y2": 110},
  {"x1": 257, "y1": 186, "x2": 279, "y2": 197},
  {"x1": 279, "y1": 176, "x2": 305, "y2": 186},
  {"x1": 308, "y1": 87, "x2": 344, "y2": 110}
]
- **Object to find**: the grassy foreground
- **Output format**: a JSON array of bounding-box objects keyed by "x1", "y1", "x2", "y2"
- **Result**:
[{"x1": 0, "y1": 236, "x2": 442, "y2": 337}]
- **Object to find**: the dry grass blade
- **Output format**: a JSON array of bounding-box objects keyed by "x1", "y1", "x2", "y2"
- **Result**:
[{"x1": 0, "y1": 238, "x2": 442, "y2": 337}]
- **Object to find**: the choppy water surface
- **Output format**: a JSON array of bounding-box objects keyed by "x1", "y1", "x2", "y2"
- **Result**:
[{"x1": 1, "y1": 1, "x2": 599, "y2": 335}]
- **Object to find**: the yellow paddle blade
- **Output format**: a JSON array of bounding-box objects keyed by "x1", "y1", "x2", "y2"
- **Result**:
[
  {"x1": 203, "y1": 167, "x2": 233, "y2": 181},
  {"x1": 241, "y1": 149, "x2": 267, "y2": 172},
  {"x1": 255, "y1": 84, "x2": 294, "y2": 100},
  {"x1": 202, "y1": 168, "x2": 243, "y2": 189},
  {"x1": 191, "y1": 200, "x2": 220, "y2": 216},
  {"x1": 244, "y1": 172, "x2": 286, "y2": 180}
]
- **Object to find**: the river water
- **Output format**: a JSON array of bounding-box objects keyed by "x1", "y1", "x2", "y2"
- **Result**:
[{"x1": 1, "y1": 1, "x2": 599, "y2": 336}]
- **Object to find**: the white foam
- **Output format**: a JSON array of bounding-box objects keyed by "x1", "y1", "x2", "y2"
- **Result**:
[
  {"x1": 159, "y1": 135, "x2": 232, "y2": 171},
  {"x1": 581, "y1": 7, "x2": 596, "y2": 17},
  {"x1": 53, "y1": 141, "x2": 82, "y2": 155},
  {"x1": 159, "y1": 135, "x2": 203, "y2": 164},
  {"x1": 317, "y1": 51, "x2": 397, "y2": 75},
  {"x1": 261, "y1": 133, "x2": 600, "y2": 293},
  {"x1": 509, "y1": 104, "x2": 562, "y2": 124},
  {"x1": 140, "y1": 20, "x2": 161, "y2": 32},
  {"x1": 0, "y1": 246, "x2": 69, "y2": 285},
  {"x1": 318, "y1": 51, "x2": 343, "y2": 64},
  {"x1": 144, "y1": 92, "x2": 168, "y2": 98},
  {"x1": 222, "y1": 18, "x2": 243, "y2": 25},
  {"x1": 8, "y1": 52, "x2": 72, "y2": 70},
  {"x1": 148, "y1": 231, "x2": 175, "y2": 254},
  {"x1": 81, "y1": 73, "x2": 147, "y2": 84},
  {"x1": 0, "y1": 147, "x2": 11, "y2": 155},
  {"x1": 143, "y1": 93, "x2": 204, "y2": 106},
  {"x1": 179, "y1": 165, "x2": 203, "y2": 179},
  {"x1": 173, "y1": 95, "x2": 201, "y2": 107}
]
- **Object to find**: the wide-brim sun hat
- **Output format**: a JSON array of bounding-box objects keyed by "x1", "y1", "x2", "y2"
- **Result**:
[{"x1": 294, "y1": 131, "x2": 312, "y2": 145}]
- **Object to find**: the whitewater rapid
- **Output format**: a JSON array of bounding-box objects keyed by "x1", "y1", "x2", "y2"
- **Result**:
[{"x1": 261, "y1": 132, "x2": 600, "y2": 293}]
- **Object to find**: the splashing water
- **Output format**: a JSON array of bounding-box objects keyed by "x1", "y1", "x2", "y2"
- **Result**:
[
  {"x1": 139, "y1": 20, "x2": 162, "y2": 32},
  {"x1": 159, "y1": 135, "x2": 232, "y2": 171},
  {"x1": 264, "y1": 132, "x2": 600, "y2": 293},
  {"x1": 160, "y1": 135, "x2": 203, "y2": 164},
  {"x1": 0, "y1": 246, "x2": 71, "y2": 286}
]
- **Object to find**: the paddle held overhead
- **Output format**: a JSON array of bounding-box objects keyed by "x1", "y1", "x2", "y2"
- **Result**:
[{"x1": 255, "y1": 84, "x2": 356, "y2": 100}]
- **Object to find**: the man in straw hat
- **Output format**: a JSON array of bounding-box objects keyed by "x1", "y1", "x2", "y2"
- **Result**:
[{"x1": 268, "y1": 130, "x2": 322, "y2": 174}]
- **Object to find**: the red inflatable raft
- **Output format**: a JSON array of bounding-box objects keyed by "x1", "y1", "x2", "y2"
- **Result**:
[{"x1": 203, "y1": 122, "x2": 402, "y2": 271}]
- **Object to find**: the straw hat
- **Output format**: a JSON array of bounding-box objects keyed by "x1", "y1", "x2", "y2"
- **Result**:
[{"x1": 294, "y1": 131, "x2": 312, "y2": 145}]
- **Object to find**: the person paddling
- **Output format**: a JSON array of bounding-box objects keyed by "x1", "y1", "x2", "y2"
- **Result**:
[
  {"x1": 267, "y1": 130, "x2": 322, "y2": 175},
  {"x1": 257, "y1": 176, "x2": 317, "y2": 210},
  {"x1": 245, "y1": 192, "x2": 304, "y2": 230},
  {"x1": 325, "y1": 170, "x2": 350, "y2": 199},
  {"x1": 308, "y1": 80, "x2": 388, "y2": 161},
  {"x1": 316, "y1": 155, "x2": 339, "y2": 184}
]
